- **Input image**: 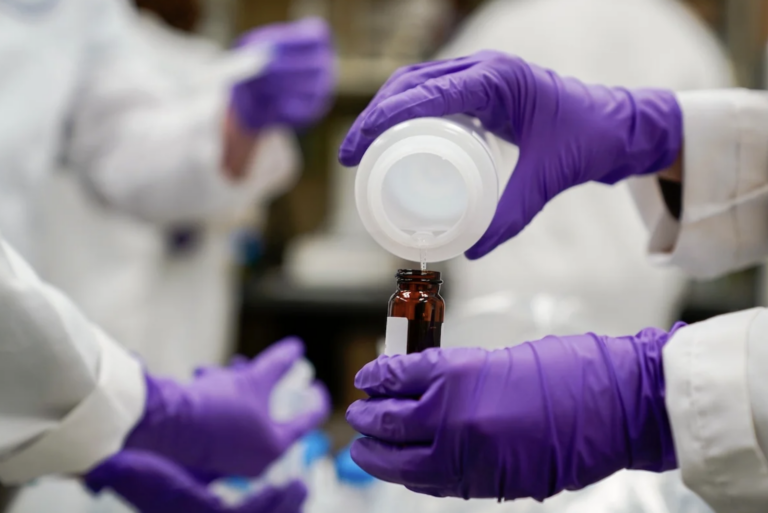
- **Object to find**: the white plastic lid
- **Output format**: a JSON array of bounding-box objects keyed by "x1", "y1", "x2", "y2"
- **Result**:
[{"x1": 355, "y1": 117, "x2": 499, "y2": 262}]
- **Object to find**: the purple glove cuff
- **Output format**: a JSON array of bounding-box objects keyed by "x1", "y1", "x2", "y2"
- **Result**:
[
  {"x1": 124, "y1": 374, "x2": 188, "y2": 459},
  {"x1": 615, "y1": 322, "x2": 684, "y2": 472},
  {"x1": 595, "y1": 88, "x2": 683, "y2": 185},
  {"x1": 86, "y1": 450, "x2": 309, "y2": 513}
]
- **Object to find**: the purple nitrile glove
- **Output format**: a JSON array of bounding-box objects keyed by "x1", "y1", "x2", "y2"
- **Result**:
[
  {"x1": 338, "y1": 51, "x2": 682, "y2": 259},
  {"x1": 86, "y1": 450, "x2": 307, "y2": 513},
  {"x1": 231, "y1": 18, "x2": 336, "y2": 131},
  {"x1": 125, "y1": 337, "x2": 330, "y2": 477},
  {"x1": 346, "y1": 324, "x2": 683, "y2": 502}
]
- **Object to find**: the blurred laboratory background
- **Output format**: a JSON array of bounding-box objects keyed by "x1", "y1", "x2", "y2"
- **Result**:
[{"x1": 8, "y1": 1, "x2": 768, "y2": 513}]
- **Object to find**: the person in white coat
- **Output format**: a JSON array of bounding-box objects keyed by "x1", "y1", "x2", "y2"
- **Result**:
[
  {"x1": 337, "y1": 31, "x2": 768, "y2": 513},
  {"x1": 6, "y1": 7, "x2": 313, "y2": 512},
  {"x1": 434, "y1": 2, "x2": 731, "y2": 511},
  {"x1": 0, "y1": 0, "x2": 333, "y2": 511},
  {"x1": 0, "y1": 230, "x2": 328, "y2": 513},
  {"x1": 38, "y1": 6, "x2": 302, "y2": 382}
]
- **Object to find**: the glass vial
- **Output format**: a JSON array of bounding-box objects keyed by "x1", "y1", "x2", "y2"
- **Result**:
[{"x1": 386, "y1": 269, "x2": 445, "y2": 354}]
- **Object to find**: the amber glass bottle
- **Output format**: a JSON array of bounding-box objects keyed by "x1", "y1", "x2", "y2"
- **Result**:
[{"x1": 387, "y1": 269, "x2": 445, "y2": 354}]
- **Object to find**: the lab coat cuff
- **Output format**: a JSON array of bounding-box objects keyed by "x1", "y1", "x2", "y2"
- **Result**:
[
  {"x1": 0, "y1": 331, "x2": 145, "y2": 484},
  {"x1": 664, "y1": 308, "x2": 768, "y2": 512},
  {"x1": 631, "y1": 90, "x2": 768, "y2": 278},
  {"x1": 186, "y1": 49, "x2": 291, "y2": 220},
  {"x1": 239, "y1": 129, "x2": 301, "y2": 206},
  {"x1": 164, "y1": 97, "x2": 298, "y2": 221}
]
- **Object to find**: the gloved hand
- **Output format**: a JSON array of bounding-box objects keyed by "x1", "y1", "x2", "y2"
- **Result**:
[
  {"x1": 125, "y1": 337, "x2": 330, "y2": 477},
  {"x1": 231, "y1": 18, "x2": 336, "y2": 131},
  {"x1": 346, "y1": 325, "x2": 683, "y2": 501},
  {"x1": 339, "y1": 51, "x2": 682, "y2": 259},
  {"x1": 86, "y1": 450, "x2": 307, "y2": 513}
]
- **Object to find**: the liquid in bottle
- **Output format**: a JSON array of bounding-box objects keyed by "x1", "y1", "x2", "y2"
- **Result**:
[{"x1": 386, "y1": 269, "x2": 445, "y2": 355}]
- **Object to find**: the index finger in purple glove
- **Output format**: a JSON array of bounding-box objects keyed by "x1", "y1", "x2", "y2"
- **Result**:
[
  {"x1": 337, "y1": 57, "x2": 458, "y2": 166},
  {"x1": 193, "y1": 337, "x2": 301, "y2": 381},
  {"x1": 237, "y1": 480, "x2": 307, "y2": 513},
  {"x1": 353, "y1": 352, "x2": 439, "y2": 397},
  {"x1": 86, "y1": 450, "x2": 224, "y2": 513},
  {"x1": 87, "y1": 451, "x2": 308, "y2": 513},
  {"x1": 338, "y1": 52, "x2": 508, "y2": 167},
  {"x1": 247, "y1": 337, "x2": 305, "y2": 384},
  {"x1": 346, "y1": 396, "x2": 436, "y2": 444},
  {"x1": 350, "y1": 437, "x2": 439, "y2": 488}
]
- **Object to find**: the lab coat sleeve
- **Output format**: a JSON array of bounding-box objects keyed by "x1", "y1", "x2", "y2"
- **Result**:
[
  {"x1": 238, "y1": 128, "x2": 301, "y2": 207},
  {"x1": 0, "y1": 237, "x2": 145, "y2": 484},
  {"x1": 664, "y1": 308, "x2": 768, "y2": 512},
  {"x1": 629, "y1": 89, "x2": 768, "y2": 279},
  {"x1": 65, "y1": 0, "x2": 273, "y2": 225}
]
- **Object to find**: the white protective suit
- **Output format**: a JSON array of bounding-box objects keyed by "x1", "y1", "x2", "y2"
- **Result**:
[
  {"x1": 438, "y1": 1, "x2": 734, "y2": 513},
  {"x1": 0, "y1": 0, "x2": 276, "y2": 503},
  {"x1": 37, "y1": 12, "x2": 299, "y2": 381}
]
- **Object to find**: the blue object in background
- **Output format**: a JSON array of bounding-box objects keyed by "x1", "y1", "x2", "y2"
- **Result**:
[
  {"x1": 219, "y1": 476, "x2": 251, "y2": 492},
  {"x1": 232, "y1": 228, "x2": 264, "y2": 266},
  {"x1": 335, "y1": 444, "x2": 375, "y2": 487},
  {"x1": 303, "y1": 430, "x2": 331, "y2": 468}
]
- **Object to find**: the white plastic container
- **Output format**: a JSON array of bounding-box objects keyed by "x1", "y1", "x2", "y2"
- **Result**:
[
  {"x1": 213, "y1": 358, "x2": 323, "y2": 505},
  {"x1": 355, "y1": 115, "x2": 501, "y2": 263},
  {"x1": 269, "y1": 358, "x2": 320, "y2": 423},
  {"x1": 261, "y1": 358, "x2": 323, "y2": 485}
]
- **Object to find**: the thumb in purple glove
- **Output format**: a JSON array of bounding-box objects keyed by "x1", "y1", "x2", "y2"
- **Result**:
[
  {"x1": 339, "y1": 51, "x2": 682, "y2": 259},
  {"x1": 232, "y1": 17, "x2": 336, "y2": 131},
  {"x1": 346, "y1": 324, "x2": 683, "y2": 502},
  {"x1": 86, "y1": 450, "x2": 307, "y2": 513},
  {"x1": 125, "y1": 337, "x2": 330, "y2": 477}
]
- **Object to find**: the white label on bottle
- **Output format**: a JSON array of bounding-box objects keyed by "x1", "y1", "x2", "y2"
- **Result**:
[{"x1": 384, "y1": 317, "x2": 408, "y2": 356}]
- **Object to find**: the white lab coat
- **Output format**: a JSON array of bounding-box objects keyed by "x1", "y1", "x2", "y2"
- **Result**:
[
  {"x1": 438, "y1": 0, "x2": 734, "y2": 513},
  {"x1": 631, "y1": 88, "x2": 768, "y2": 513},
  {"x1": 0, "y1": 238, "x2": 144, "y2": 485},
  {"x1": 5, "y1": 7, "x2": 301, "y2": 513},
  {"x1": 0, "y1": 0, "x2": 269, "y2": 494},
  {"x1": 37, "y1": 12, "x2": 300, "y2": 381}
]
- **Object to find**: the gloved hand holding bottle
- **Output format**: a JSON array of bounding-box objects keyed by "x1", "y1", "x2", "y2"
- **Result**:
[
  {"x1": 346, "y1": 325, "x2": 682, "y2": 501},
  {"x1": 86, "y1": 450, "x2": 307, "y2": 513},
  {"x1": 123, "y1": 337, "x2": 330, "y2": 477},
  {"x1": 339, "y1": 51, "x2": 682, "y2": 258}
]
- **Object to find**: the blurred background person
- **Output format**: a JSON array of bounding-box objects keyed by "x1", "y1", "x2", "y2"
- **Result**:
[
  {"x1": 38, "y1": 0, "x2": 306, "y2": 383},
  {"x1": 4, "y1": 0, "x2": 335, "y2": 512}
]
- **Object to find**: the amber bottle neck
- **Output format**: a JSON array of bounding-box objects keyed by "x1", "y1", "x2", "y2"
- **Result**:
[{"x1": 395, "y1": 269, "x2": 442, "y2": 293}]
